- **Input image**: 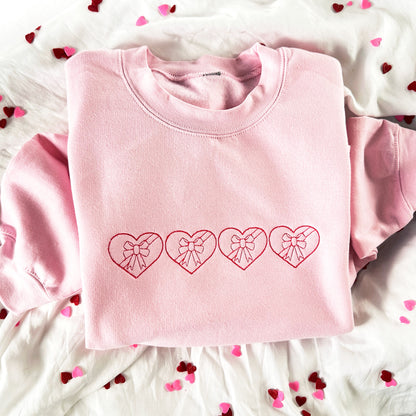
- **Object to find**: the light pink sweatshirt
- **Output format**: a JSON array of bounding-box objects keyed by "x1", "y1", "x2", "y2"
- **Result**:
[{"x1": 0, "y1": 43, "x2": 415, "y2": 350}]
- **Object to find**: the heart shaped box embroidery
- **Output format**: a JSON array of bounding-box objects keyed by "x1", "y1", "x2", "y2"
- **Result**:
[
  {"x1": 108, "y1": 232, "x2": 163, "y2": 279},
  {"x1": 218, "y1": 227, "x2": 267, "y2": 270},
  {"x1": 165, "y1": 230, "x2": 216, "y2": 274},
  {"x1": 269, "y1": 225, "x2": 320, "y2": 268}
]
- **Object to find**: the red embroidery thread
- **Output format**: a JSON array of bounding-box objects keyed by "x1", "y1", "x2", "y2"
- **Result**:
[
  {"x1": 218, "y1": 227, "x2": 267, "y2": 270},
  {"x1": 108, "y1": 232, "x2": 163, "y2": 279},
  {"x1": 165, "y1": 230, "x2": 216, "y2": 274},
  {"x1": 269, "y1": 225, "x2": 320, "y2": 268}
]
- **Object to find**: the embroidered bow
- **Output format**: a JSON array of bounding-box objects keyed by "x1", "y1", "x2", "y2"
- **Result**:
[
  {"x1": 120, "y1": 240, "x2": 150, "y2": 270},
  {"x1": 177, "y1": 237, "x2": 204, "y2": 267},
  {"x1": 229, "y1": 234, "x2": 255, "y2": 263},
  {"x1": 280, "y1": 232, "x2": 307, "y2": 261}
]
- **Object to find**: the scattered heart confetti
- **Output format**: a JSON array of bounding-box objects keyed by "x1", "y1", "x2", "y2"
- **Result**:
[
  {"x1": 408, "y1": 81, "x2": 416, "y2": 92},
  {"x1": 129, "y1": 344, "x2": 138, "y2": 348},
  {"x1": 185, "y1": 373, "x2": 195, "y2": 383},
  {"x1": 313, "y1": 389, "x2": 324, "y2": 400},
  {"x1": 36, "y1": 26, "x2": 41, "y2": 31},
  {"x1": 170, "y1": 4, "x2": 176, "y2": 12},
  {"x1": 53, "y1": 48, "x2": 68, "y2": 59},
  {"x1": 400, "y1": 316, "x2": 410, "y2": 324},
  {"x1": 231, "y1": 345, "x2": 242, "y2": 357},
  {"x1": 172, "y1": 379, "x2": 182, "y2": 390},
  {"x1": 301, "y1": 411, "x2": 311, "y2": 416},
  {"x1": 289, "y1": 381, "x2": 299, "y2": 392},
  {"x1": 0, "y1": 95, "x2": 2, "y2": 101},
  {"x1": 88, "y1": 4, "x2": 99, "y2": 12},
  {"x1": 25, "y1": 32, "x2": 35, "y2": 44},
  {"x1": 347, "y1": 1, "x2": 353, "y2": 5},
  {"x1": 186, "y1": 362, "x2": 197, "y2": 374},
  {"x1": 272, "y1": 398, "x2": 283, "y2": 408},
  {"x1": 14, "y1": 107, "x2": 25, "y2": 118},
  {"x1": 370, "y1": 38, "x2": 382, "y2": 47},
  {"x1": 0, "y1": 119, "x2": 6, "y2": 128},
  {"x1": 60, "y1": 306, "x2": 72, "y2": 317},
  {"x1": 219, "y1": 403, "x2": 230, "y2": 413},
  {"x1": 165, "y1": 382, "x2": 174, "y2": 392},
  {"x1": 61, "y1": 372, "x2": 73, "y2": 384},
  {"x1": 386, "y1": 378, "x2": 397, "y2": 387},
  {"x1": 296, "y1": 396, "x2": 307, "y2": 406},
  {"x1": 308, "y1": 372, "x2": 319, "y2": 383},
  {"x1": 176, "y1": 361, "x2": 187, "y2": 372},
  {"x1": 332, "y1": 3, "x2": 344, "y2": 12},
  {"x1": 3, "y1": 107, "x2": 14, "y2": 118},
  {"x1": 72, "y1": 366, "x2": 83, "y2": 378},
  {"x1": 70, "y1": 294, "x2": 80, "y2": 305},
  {"x1": 277, "y1": 390, "x2": 284, "y2": 401},
  {"x1": 315, "y1": 378, "x2": 326, "y2": 390},
  {"x1": 268, "y1": 389, "x2": 279, "y2": 400},
  {"x1": 380, "y1": 370, "x2": 392, "y2": 382},
  {"x1": 0, "y1": 308, "x2": 8, "y2": 319},
  {"x1": 136, "y1": 16, "x2": 148, "y2": 26},
  {"x1": 395, "y1": 115, "x2": 405, "y2": 122},
  {"x1": 361, "y1": 0, "x2": 372, "y2": 8},
  {"x1": 158, "y1": 4, "x2": 170, "y2": 15},
  {"x1": 115, "y1": 373, "x2": 126, "y2": 384},
  {"x1": 381, "y1": 63, "x2": 392, "y2": 74},
  {"x1": 221, "y1": 408, "x2": 233, "y2": 416},
  {"x1": 404, "y1": 116, "x2": 415, "y2": 124},
  {"x1": 104, "y1": 382, "x2": 111, "y2": 389},
  {"x1": 64, "y1": 47, "x2": 76, "y2": 57},
  {"x1": 15, "y1": 321, "x2": 20, "y2": 327}
]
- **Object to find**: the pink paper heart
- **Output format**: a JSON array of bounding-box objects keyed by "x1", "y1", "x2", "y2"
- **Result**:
[
  {"x1": 272, "y1": 398, "x2": 284, "y2": 408},
  {"x1": 0, "y1": 96, "x2": 2, "y2": 102},
  {"x1": 165, "y1": 383, "x2": 174, "y2": 391},
  {"x1": 219, "y1": 403, "x2": 230, "y2": 413},
  {"x1": 136, "y1": 16, "x2": 148, "y2": 26},
  {"x1": 385, "y1": 378, "x2": 397, "y2": 387},
  {"x1": 395, "y1": 115, "x2": 405, "y2": 122},
  {"x1": 231, "y1": 345, "x2": 242, "y2": 357},
  {"x1": 61, "y1": 306, "x2": 72, "y2": 317},
  {"x1": 72, "y1": 366, "x2": 83, "y2": 378},
  {"x1": 64, "y1": 46, "x2": 76, "y2": 57},
  {"x1": 158, "y1": 4, "x2": 170, "y2": 16},
  {"x1": 404, "y1": 300, "x2": 416, "y2": 311},
  {"x1": 277, "y1": 390, "x2": 284, "y2": 401},
  {"x1": 14, "y1": 107, "x2": 25, "y2": 118},
  {"x1": 185, "y1": 373, "x2": 195, "y2": 384},
  {"x1": 400, "y1": 316, "x2": 410, "y2": 324},
  {"x1": 313, "y1": 389, "x2": 324, "y2": 400},
  {"x1": 370, "y1": 38, "x2": 382, "y2": 47},
  {"x1": 346, "y1": 1, "x2": 353, "y2": 5},
  {"x1": 172, "y1": 379, "x2": 182, "y2": 390},
  {"x1": 289, "y1": 381, "x2": 299, "y2": 392},
  {"x1": 361, "y1": 0, "x2": 371, "y2": 8}
]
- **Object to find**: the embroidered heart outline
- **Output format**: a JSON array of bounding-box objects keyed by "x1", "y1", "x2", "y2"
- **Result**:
[
  {"x1": 218, "y1": 227, "x2": 267, "y2": 270},
  {"x1": 165, "y1": 229, "x2": 217, "y2": 274},
  {"x1": 269, "y1": 225, "x2": 320, "y2": 268},
  {"x1": 108, "y1": 232, "x2": 163, "y2": 279}
]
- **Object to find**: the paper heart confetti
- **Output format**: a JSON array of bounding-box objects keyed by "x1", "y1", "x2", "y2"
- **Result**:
[
  {"x1": 186, "y1": 362, "x2": 197, "y2": 374},
  {"x1": 3, "y1": 107, "x2": 14, "y2": 118},
  {"x1": 301, "y1": 411, "x2": 311, "y2": 416},
  {"x1": 0, "y1": 119, "x2": 6, "y2": 129},
  {"x1": 308, "y1": 372, "x2": 319, "y2": 382},
  {"x1": 64, "y1": 47, "x2": 76, "y2": 57},
  {"x1": 404, "y1": 116, "x2": 415, "y2": 124},
  {"x1": 395, "y1": 115, "x2": 405, "y2": 122},
  {"x1": 404, "y1": 300, "x2": 416, "y2": 311},
  {"x1": 185, "y1": 373, "x2": 195, "y2": 383},
  {"x1": 88, "y1": 4, "x2": 99, "y2": 12},
  {"x1": 0, "y1": 308, "x2": 8, "y2": 319},
  {"x1": 129, "y1": 344, "x2": 138, "y2": 348},
  {"x1": 408, "y1": 81, "x2": 416, "y2": 92},
  {"x1": 72, "y1": 366, "x2": 83, "y2": 378},
  {"x1": 370, "y1": 38, "x2": 382, "y2": 47},
  {"x1": 289, "y1": 381, "x2": 299, "y2": 392},
  {"x1": 231, "y1": 345, "x2": 242, "y2": 357},
  {"x1": 347, "y1": 1, "x2": 353, "y2": 5},
  {"x1": 165, "y1": 383, "x2": 174, "y2": 392},
  {"x1": 316, "y1": 378, "x2": 326, "y2": 390},
  {"x1": 136, "y1": 16, "x2": 148, "y2": 26},
  {"x1": 219, "y1": 403, "x2": 230, "y2": 413},
  {"x1": 52, "y1": 48, "x2": 68, "y2": 59},
  {"x1": 176, "y1": 361, "x2": 187, "y2": 372},
  {"x1": 272, "y1": 399, "x2": 284, "y2": 408},
  {"x1": 172, "y1": 379, "x2": 182, "y2": 390},
  {"x1": 332, "y1": 3, "x2": 344, "y2": 12},
  {"x1": 114, "y1": 373, "x2": 126, "y2": 384},
  {"x1": 0, "y1": 95, "x2": 2, "y2": 101},
  {"x1": 170, "y1": 5, "x2": 176, "y2": 12},
  {"x1": 61, "y1": 372, "x2": 73, "y2": 384},
  {"x1": 386, "y1": 378, "x2": 397, "y2": 387},
  {"x1": 380, "y1": 370, "x2": 392, "y2": 382},
  {"x1": 60, "y1": 306, "x2": 72, "y2": 317},
  {"x1": 400, "y1": 316, "x2": 410, "y2": 324},
  {"x1": 313, "y1": 389, "x2": 324, "y2": 400},
  {"x1": 25, "y1": 32, "x2": 35, "y2": 44},
  {"x1": 14, "y1": 107, "x2": 25, "y2": 118},
  {"x1": 381, "y1": 63, "x2": 392, "y2": 74},
  {"x1": 296, "y1": 396, "x2": 307, "y2": 406},
  {"x1": 70, "y1": 294, "x2": 81, "y2": 305},
  {"x1": 104, "y1": 382, "x2": 111, "y2": 389},
  {"x1": 268, "y1": 389, "x2": 279, "y2": 400},
  {"x1": 158, "y1": 4, "x2": 170, "y2": 16},
  {"x1": 361, "y1": 0, "x2": 372, "y2": 8},
  {"x1": 15, "y1": 321, "x2": 20, "y2": 327}
]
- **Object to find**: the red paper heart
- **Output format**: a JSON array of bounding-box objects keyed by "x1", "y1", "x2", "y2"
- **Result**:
[
  {"x1": 3, "y1": 107, "x2": 15, "y2": 118},
  {"x1": 316, "y1": 378, "x2": 326, "y2": 390},
  {"x1": 108, "y1": 232, "x2": 163, "y2": 279},
  {"x1": 296, "y1": 396, "x2": 307, "y2": 406},
  {"x1": 61, "y1": 372, "x2": 73, "y2": 384},
  {"x1": 170, "y1": 4, "x2": 176, "y2": 12},
  {"x1": 186, "y1": 363, "x2": 197, "y2": 374},
  {"x1": 92, "y1": 0, "x2": 103, "y2": 4},
  {"x1": 222, "y1": 409, "x2": 233, "y2": 416},
  {"x1": 267, "y1": 389, "x2": 279, "y2": 399},
  {"x1": 114, "y1": 373, "x2": 126, "y2": 384},
  {"x1": 381, "y1": 63, "x2": 392, "y2": 74},
  {"x1": 404, "y1": 115, "x2": 415, "y2": 124},
  {"x1": 35, "y1": 26, "x2": 41, "y2": 31},
  {"x1": 88, "y1": 4, "x2": 99, "y2": 12},
  {"x1": 0, "y1": 119, "x2": 6, "y2": 128},
  {"x1": 408, "y1": 81, "x2": 416, "y2": 92},
  {"x1": 380, "y1": 370, "x2": 392, "y2": 382},
  {"x1": 104, "y1": 382, "x2": 111, "y2": 389},
  {"x1": 301, "y1": 411, "x2": 311, "y2": 416},
  {"x1": 0, "y1": 308, "x2": 8, "y2": 319},
  {"x1": 25, "y1": 32, "x2": 35, "y2": 44},
  {"x1": 176, "y1": 361, "x2": 187, "y2": 372},
  {"x1": 52, "y1": 48, "x2": 67, "y2": 59},
  {"x1": 165, "y1": 230, "x2": 216, "y2": 274},
  {"x1": 218, "y1": 227, "x2": 267, "y2": 270},
  {"x1": 308, "y1": 372, "x2": 318, "y2": 382},
  {"x1": 332, "y1": 3, "x2": 344, "y2": 12},
  {"x1": 70, "y1": 294, "x2": 81, "y2": 305},
  {"x1": 269, "y1": 225, "x2": 320, "y2": 268}
]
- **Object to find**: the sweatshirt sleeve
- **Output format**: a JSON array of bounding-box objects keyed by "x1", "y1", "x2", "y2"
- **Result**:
[
  {"x1": 0, "y1": 133, "x2": 81, "y2": 315},
  {"x1": 347, "y1": 116, "x2": 416, "y2": 273}
]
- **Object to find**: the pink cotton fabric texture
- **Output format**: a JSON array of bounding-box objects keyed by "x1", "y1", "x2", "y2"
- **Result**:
[{"x1": 0, "y1": 42, "x2": 415, "y2": 350}]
